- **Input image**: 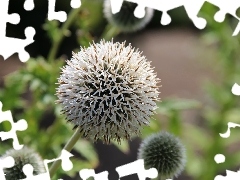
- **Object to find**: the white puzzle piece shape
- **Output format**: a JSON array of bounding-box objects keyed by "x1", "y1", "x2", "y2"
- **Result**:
[{"x1": 0, "y1": 102, "x2": 28, "y2": 150}]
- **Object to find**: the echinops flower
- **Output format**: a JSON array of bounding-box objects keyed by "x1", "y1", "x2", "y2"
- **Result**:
[
  {"x1": 103, "y1": 0, "x2": 154, "y2": 32},
  {"x1": 1, "y1": 147, "x2": 45, "y2": 180},
  {"x1": 138, "y1": 131, "x2": 186, "y2": 179},
  {"x1": 56, "y1": 40, "x2": 160, "y2": 144}
]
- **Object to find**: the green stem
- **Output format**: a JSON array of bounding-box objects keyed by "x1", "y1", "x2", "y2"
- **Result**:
[
  {"x1": 100, "y1": 24, "x2": 121, "y2": 41},
  {"x1": 47, "y1": 8, "x2": 81, "y2": 63},
  {"x1": 169, "y1": 110, "x2": 181, "y2": 136},
  {"x1": 42, "y1": 118, "x2": 62, "y2": 155},
  {"x1": 49, "y1": 128, "x2": 82, "y2": 177}
]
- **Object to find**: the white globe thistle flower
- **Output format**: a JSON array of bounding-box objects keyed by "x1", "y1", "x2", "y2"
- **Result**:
[
  {"x1": 56, "y1": 40, "x2": 160, "y2": 144},
  {"x1": 103, "y1": 0, "x2": 154, "y2": 32}
]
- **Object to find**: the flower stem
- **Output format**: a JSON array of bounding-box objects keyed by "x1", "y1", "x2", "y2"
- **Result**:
[
  {"x1": 100, "y1": 24, "x2": 120, "y2": 41},
  {"x1": 49, "y1": 128, "x2": 82, "y2": 177},
  {"x1": 47, "y1": 8, "x2": 81, "y2": 63}
]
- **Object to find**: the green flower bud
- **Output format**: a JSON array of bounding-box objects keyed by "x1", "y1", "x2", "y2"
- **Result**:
[
  {"x1": 138, "y1": 131, "x2": 186, "y2": 179},
  {"x1": 104, "y1": 0, "x2": 154, "y2": 32}
]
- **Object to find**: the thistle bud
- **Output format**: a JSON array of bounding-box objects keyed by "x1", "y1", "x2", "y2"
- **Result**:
[
  {"x1": 138, "y1": 131, "x2": 186, "y2": 179},
  {"x1": 103, "y1": 0, "x2": 154, "y2": 32},
  {"x1": 1, "y1": 147, "x2": 45, "y2": 180}
]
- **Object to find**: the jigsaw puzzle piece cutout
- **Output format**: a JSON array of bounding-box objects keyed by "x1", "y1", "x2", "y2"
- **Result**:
[
  {"x1": 24, "y1": 0, "x2": 35, "y2": 11},
  {"x1": 79, "y1": 169, "x2": 109, "y2": 180},
  {"x1": 0, "y1": 26, "x2": 36, "y2": 62},
  {"x1": 0, "y1": 0, "x2": 35, "y2": 62},
  {"x1": 214, "y1": 154, "x2": 225, "y2": 164},
  {"x1": 0, "y1": 102, "x2": 28, "y2": 150},
  {"x1": 110, "y1": 0, "x2": 204, "y2": 26},
  {"x1": 48, "y1": 0, "x2": 67, "y2": 22},
  {"x1": 220, "y1": 122, "x2": 240, "y2": 138},
  {"x1": 214, "y1": 170, "x2": 240, "y2": 180},
  {"x1": 232, "y1": 18, "x2": 240, "y2": 36},
  {"x1": 20, "y1": 164, "x2": 50, "y2": 180},
  {"x1": 70, "y1": 0, "x2": 81, "y2": 9},
  {"x1": 0, "y1": 156, "x2": 14, "y2": 180},
  {"x1": 116, "y1": 159, "x2": 158, "y2": 180},
  {"x1": 207, "y1": 0, "x2": 240, "y2": 22},
  {"x1": 20, "y1": 150, "x2": 74, "y2": 180},
  {"x1": 7, "y1": 13, "x2": 20, "y2": 25},
  {"x1": 130, "y1": 0, "x2": 184, "y2": 25},
  {"x1": 0, "y1": 0, "x2": 20, "y2": 37},
  {"x1": 44, "y1": 149, "x2": 74, "y2": 172},
  {"x1": 59, "y1": 149, "x2": 74, "y2": 171},
  {"x1": 134, "y1": 4, "x2": 146, "y2": 19},
  {"x1": 232, "y1": 83, "x2": 240, "y2": 95},
  {"x1": 206, "y1": 0, "x2": 240, "y2": 36},
  {"x1": 109, "y1": 0, "x2": 124, "y2": 14},
  {"x1": 182, "y1": 0, "x2": 207, "y2": 29}
]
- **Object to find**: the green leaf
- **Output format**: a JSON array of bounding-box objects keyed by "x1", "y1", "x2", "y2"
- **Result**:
[
  {"x1": 42, "y1": 20, "x2": 61, "y2": 42},
  {"x1": 141, "y1": 118, "x2": 162, "y2": 138},
  {"x1": 111, "y1": 139, "x2": 130, "y2": 154},
  {"x1": 156, "y1": 98, "x2": 201, "y2": 116},
  {"x1": 74, "y1": 139, "x2": 99, "y2": 166}
]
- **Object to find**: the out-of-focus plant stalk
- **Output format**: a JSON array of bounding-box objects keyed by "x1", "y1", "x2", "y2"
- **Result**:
[
  {"x1": 48, "y1": 8, "x2": 81, "y2": 63},
  {"x1": 49, "y1": 128, "x2": 82, "y2": 177},
  {"x1": 100, "y1": 24, "x2": 120, "y2": 41}
]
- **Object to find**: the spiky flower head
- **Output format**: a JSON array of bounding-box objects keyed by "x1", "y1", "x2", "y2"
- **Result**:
[
  {"x1": 103, "y1": 0, "x2": 154, "y2": 32},
  {"x1": 1, "y1": 146, "x2": 45, "y2": 180},
  {"x1": 56, "y1": 40, "x2": 160, "y2": 144},
  {"x1": 138, "y1": 131, "x2": 186, "y2": 179}
]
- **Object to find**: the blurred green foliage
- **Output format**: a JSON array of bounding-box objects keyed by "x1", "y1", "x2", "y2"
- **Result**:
[{"x1": 0, "y1": 1, "x2": 240, "y2": 180}]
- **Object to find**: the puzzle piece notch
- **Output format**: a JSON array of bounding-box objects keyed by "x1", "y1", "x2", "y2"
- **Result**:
[
  {"x1": 110, "y1": 0, "x2": 123, "y2": 14},
  {"x1": 220, "y1": 122, "x2": 240, "y2": 138},
  {"x1": 48, "y1": 0, "x2": 67, "y2": 22},
  {"x1": 24, "y1": 0, "x2": 35, "y2": 11},
  {"x1": 233, "y1": 22, "x2": 240, "y2": 36},
  {"x1": 0, "y1": 26, "x2": 36, "y2": 62},
  {"x1": 20, "y1": 164, "x2": 50, "y2": 180},
  {"x1": 134, "y1": 5, "x2": 146, "y2": 19},
  {"x1": 79, "y1": 169, "x2": 109, "y2": 180},
  {"x1": 0, "y1": 102, "x2": 28, "y2": 150},
  {"x1": 0, "y1": 156, "x2": 15, "y2": 180},
  {"x1": 0, "y1": 1, "x2": 20, "y2": 37},
  {"x1": 43, "y1": 149, "x2": 74, "y2": 172},
  {"x1": 206, "y1": 0, "x2": 240, "y2": 22},
  {"x1": 214, "y1": 170, "x2": 240, "y2": 180},
  {"x1": 70, "y1": 0, "x2": 81, "y2": 9},
  {"x1": 48, "y1": 0, "x2": 82, "y2": 21},
  {"x1": 59, "y1": 149, "x2": 74, "y2": 171},
  {"x1": 206, "y1": 0, "x2": 240, "y2": 36},
  {"x1": 232, "y1": 83, "x2": 240, "y2": 96},
  {"x1": 116, "y1": 159, "x2": 158, "y2": 180},
  {"x1": 214, "y1": 154, "x2": 225, "y2": 164},
  {"x1": 7, "y1": 13, "x2": 20, "y2": 25}
]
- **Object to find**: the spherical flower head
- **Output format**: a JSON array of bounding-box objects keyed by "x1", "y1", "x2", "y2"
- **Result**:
[
  {"x1": 1, "y1": 146, "x2": 45, "y2": 180},
  {"x1": 103, "y1": 0, "x2": 154, "y2": 32},
  {"x1": 56, "y1": 40, "x2": 160, "y2": 144},
  {"x1": 138, "y1": 131, "x2": 186, "y2": 179}
]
